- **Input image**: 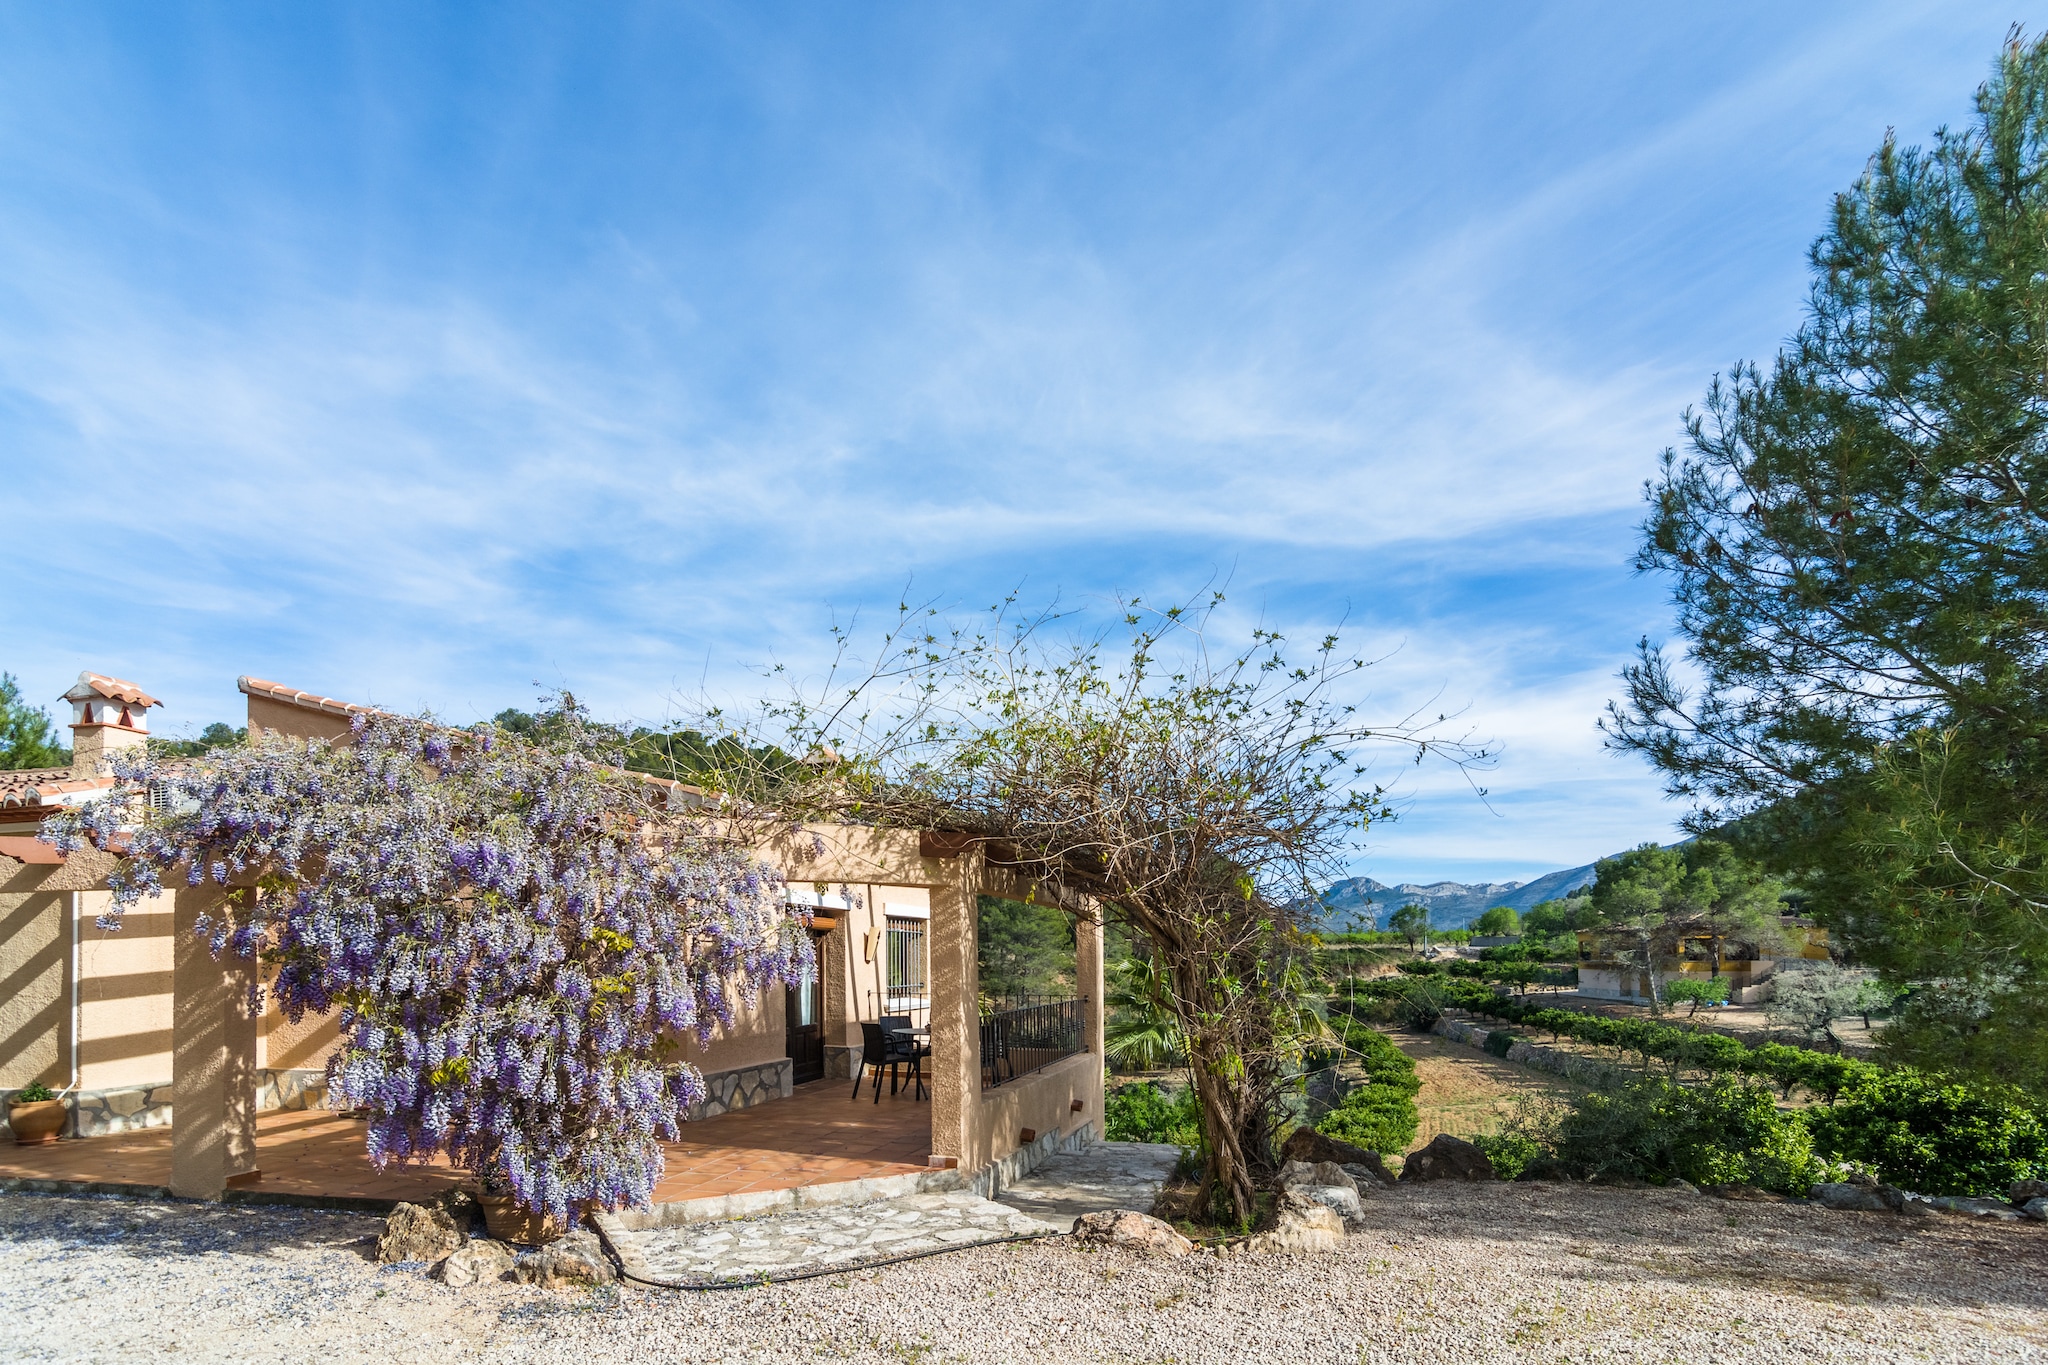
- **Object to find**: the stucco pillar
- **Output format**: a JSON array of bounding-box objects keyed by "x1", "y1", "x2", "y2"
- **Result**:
[
  {"x1": 926, "y1": 858, "x2": 981, "y2": 1166},
  {"x1": 1076, "y1": 904, "x2": 1105, "y2": 1068},
  {"x1": 170, "y1": 888, "x2": 259, "y2": 1199}
]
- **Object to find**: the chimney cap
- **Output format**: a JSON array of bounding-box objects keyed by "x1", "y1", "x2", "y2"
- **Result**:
[{"x1": 62, "y1": 672, "x2": 162, "y2": 709}]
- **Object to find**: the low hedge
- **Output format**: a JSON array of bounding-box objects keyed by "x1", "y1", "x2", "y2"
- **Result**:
[
  {"x1": 1313, "y1": 1016, "x2": 1422, "y2": 1153},
  {"x1": 1346, "y1": 976, "x2": 2047, "y2": 1196}
]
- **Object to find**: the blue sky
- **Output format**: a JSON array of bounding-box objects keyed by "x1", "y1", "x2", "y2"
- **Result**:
[{"x1": 0, "y1": 3, "x2": 2028, "y2": 886}]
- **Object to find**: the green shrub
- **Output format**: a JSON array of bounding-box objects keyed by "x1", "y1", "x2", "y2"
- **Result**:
[
  {"x1": 1471, "y1": 1131, "x2": 1543, "y2": 1180},
  {"x1": 1105, "y1": 1081, "x2": 1202, "y2": 1148},
  {"x1": 1484, "y1": 1030, "x2": 1515, "y2": 1058},
  {"x1": 11, "y1": 1080, "x2": 55, "y2": 1103},
  {"x1": 1317, "y1": 1084, "x2": 1419, "y2": 1154},
  {"x1": 1803, "y1": 1070, "x2": 2048, "y2": 1196},
  {"x1": 1550, "y1": 1077, "x2": 1822, "y2": 1193},
  {"x1": 1315, "y1": 1026, "x2": 1420, "y2": 1153}
]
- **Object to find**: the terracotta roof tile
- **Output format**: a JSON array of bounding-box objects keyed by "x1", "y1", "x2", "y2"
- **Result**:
[
  {"x1": 237, "y1": 676, "x2": 378, "y2": 719},
  {"x1": 0, "y1": 835, "x2": 64, "y2": 864},
  {"x1": 63, "y1": 673, "x2": 161, "y2": 708},
  {"x1": 0, "y1": 769, "x2": 114, "y2": 810}
]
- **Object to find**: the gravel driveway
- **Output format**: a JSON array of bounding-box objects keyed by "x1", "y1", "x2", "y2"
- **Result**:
[{"x1": 5, "y1": 1182, "x2": 2040, "y2": 1363}]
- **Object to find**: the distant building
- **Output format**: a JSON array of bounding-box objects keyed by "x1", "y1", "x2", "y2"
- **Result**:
[{"x1": 1575, "y1": 918, "x2": 1831, "y2": 1005}]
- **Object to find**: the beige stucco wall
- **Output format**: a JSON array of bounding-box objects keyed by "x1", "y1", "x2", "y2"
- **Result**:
[
  {"x1": 0, "y1": 861, "x2": 176, "y2": 1093},
  {"x1": 0, "y1": 859, "x2": 64, "y2": 1089},
  {"x1": 683, "y1": 983, "x2": 787, "y2": 1074},
  {"x1": 257, "y1": 992, "x2": 340, "y2": 1072},
  {"x1": 74, "y1": 886, "x2": 174, "y2": 1090},
  {"x1": 245, "y1": 694, "x2": 355, "y2": 744}
]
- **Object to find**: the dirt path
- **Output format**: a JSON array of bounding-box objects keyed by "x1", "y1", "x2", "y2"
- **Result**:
[{"x1": 1387, "y1": 1029, "x2": 1586, "y2": 1152}]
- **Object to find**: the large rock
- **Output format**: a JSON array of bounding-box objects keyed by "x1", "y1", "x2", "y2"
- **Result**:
[
  {"x1": 1811, "y1": 1182, "x2": 1891, "y2": 1212},
  {"x1": 434, "y1": 1239, "x2": 516, "y2": 1287},
  {"x1": 1924, "y1": 1195, "x2": 2025, "y2": 1221},
  {"x1": 1290, "y1": 1182, "x2": 1366, "y2": 1226},
  {"x1": 1070, "y1": 1209, "x2": 1194, "y2": 1257},
  {"x1": 1397, "y1": 1134, "x2": 1496, "y2": 1183},
  {"x1": 377, "y1": 1201, "x2": 466, "y2": 1264},
  {"x1": 1341, "y1": 1161, "x2": 1390, "y2": 1190},
  {"x1": 510, "y1": 1229, "x2": 617, "y2": 1287},
  {"x1": 1282, "y1": 1128, "x2": 1392, "y2": 1184},
  {"x1": 2010, "y1": 1178, "x2": 2048, "y2": 1205},
  {"x1": 2022, "y1": 1197, "x2": 2048, "y2": 1222},
  {"x1": 1277, "y1": 1160, "x2": 1366, "y2": 1226},
  {"x1": 1278, "y1": 1160, "x2": 1358, "y2": 1195},
  {"x1": 437, "y1": 1186, "x2": 484, "y2": 1233},
  {"x1": 1247, "y1": 1191, "x2": 1345, "y2": 1254}
]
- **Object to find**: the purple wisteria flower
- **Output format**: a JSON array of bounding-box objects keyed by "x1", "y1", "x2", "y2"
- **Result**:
[{"x1": 41, "y1": 712, "x2": 813, "y2": 1224}]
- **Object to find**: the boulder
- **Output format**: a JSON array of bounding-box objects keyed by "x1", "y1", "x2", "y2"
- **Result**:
[
  {"x1": 1247, "y1": 1191, "x2": 1345, "y2": 1254},
  {"x1": 510, "y1": 1229, "x2": 617, "y2": 1287},
  {"x1": 2022, "y1": 1197, "x2": 2048, "y2": 1222},
  {"x1": 1397, "y1": 1134, "x2": 1496, "y2": 1184},
  {"x1": 434, "y1": 1239, "x2": 516, "y2": 1287},
  {"x1": 1811, "y1": 1182, "x2": 1891, "y2": 1213},
  {"x1": 437, "y1": 1186, "x2": 484, "y2": 1233},
  {"x1": 1071, "y1": 1209, "x2": 1193, "y2": 1257},
  {"x1": 377, "y1": 1201, "x2": 466, "y2": 1265},
  {"x1": 1290, "y1": 1182, "x2": 1366, "y2": 1227},
  {"x1": 1282, "y1": 1128, "x2": 1392, "y2": 1184},
  {"x1": 1278, "y1": 1160, "x2": 1358, "y2": 1195},
  {"x1": 1340, "y1": 1161, "x2": 1390, "y2": 1190},
  {"x1": 1277, "y1": 1160, "x2": 1366, "y2": 1226},
  {"x1": 1924, "y1": 1195, "x2": 2025, "y2": 1221},
  {"x1": 2009, "y1": 1178, "x2": 2048, "y2": 1205}
]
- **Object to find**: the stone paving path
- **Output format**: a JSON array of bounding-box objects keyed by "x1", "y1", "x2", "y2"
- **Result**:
[
  {"x1": 992, "y1": 1141, "x2": 1182, "y2": 1226},
  {"x1": 600, "y1": 1141, "x2": 1186, "y2": 1287},
  {"x1": 606, "y1": 1190, "x2": 1059, "y2": 1285}
]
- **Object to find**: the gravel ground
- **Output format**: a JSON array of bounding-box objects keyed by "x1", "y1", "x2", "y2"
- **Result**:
[{"x1": 5, "y1": 1183, "x2": 2043, "y2": 1363}]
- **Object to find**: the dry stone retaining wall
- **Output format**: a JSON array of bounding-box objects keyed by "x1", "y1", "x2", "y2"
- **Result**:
[{"x1": 1431, "y1": 1016, "x2": 1629, "y2": 1088}]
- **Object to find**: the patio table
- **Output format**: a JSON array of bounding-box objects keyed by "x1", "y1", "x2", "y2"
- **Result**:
[{"x1": 887, "y1": 1026, "x2": 932, "y2": 1099}]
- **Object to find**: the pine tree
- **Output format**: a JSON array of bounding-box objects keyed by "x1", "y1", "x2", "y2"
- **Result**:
[
  {"x1": 1605, "y1": 32, "x2": 2048, "y2": 1089},
  {"x1": 0, "y1": 673, "x2": 69, "y2": 770}
]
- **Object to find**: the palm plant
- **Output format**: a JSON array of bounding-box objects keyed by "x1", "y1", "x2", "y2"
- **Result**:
[{"x1": 1105, "y1": 955, "x2": 1183, "y2": 1072}]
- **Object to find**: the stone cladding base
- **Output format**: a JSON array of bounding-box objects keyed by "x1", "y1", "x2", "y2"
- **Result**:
[
  {"x1": 2, "y1": 1067, "x2": 332, "y2": 1140},
  {"x1": 686, "y1": 1059, "x2": 793, "y2": 1120}
]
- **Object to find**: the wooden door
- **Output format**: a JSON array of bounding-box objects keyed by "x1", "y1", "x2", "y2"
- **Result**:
[{"x1": 785, "y1": 968, "x2": 824, "y2": 1085}]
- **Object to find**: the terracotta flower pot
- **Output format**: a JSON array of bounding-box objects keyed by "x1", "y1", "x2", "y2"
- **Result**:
[
  {"x1": 475, "y1": 1190, "x2": 562, "y2": 1246},
  {"x1": 8, "y1": 1098, "x2": 67, "y2": 1146}
]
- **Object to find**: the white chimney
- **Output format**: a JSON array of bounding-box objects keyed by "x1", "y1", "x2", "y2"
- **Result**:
[{"x1": 64, "y1": 672, "x2": 161, "y2": 777}]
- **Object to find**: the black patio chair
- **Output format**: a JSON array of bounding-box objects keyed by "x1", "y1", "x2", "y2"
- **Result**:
[{"x1": 854, "y1": 1019, "x2": 924, "y2": 1103}]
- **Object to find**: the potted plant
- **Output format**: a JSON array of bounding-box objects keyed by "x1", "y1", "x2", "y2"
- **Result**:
[
  {"x1": 7, "y1": 1081, "x2": 66, "y2": 1146},
  {"x1": 471, "y1": 1160, "x2": 561, "y2": 1245}
]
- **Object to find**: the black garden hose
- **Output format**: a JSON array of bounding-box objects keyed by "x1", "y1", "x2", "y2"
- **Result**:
[{"x1": 608, "y1": 1228, "x2": 1071, "y2": 1291}]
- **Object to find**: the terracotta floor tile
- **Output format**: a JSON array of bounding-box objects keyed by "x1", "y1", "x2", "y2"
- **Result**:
[{"x1": 0, "y1": 1078, "x2": 929, "y2": 1206}]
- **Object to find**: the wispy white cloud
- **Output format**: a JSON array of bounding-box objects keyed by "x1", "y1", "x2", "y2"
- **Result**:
[{"x1": 0, "y1": 1, "x2": 2016, "y2": 879}]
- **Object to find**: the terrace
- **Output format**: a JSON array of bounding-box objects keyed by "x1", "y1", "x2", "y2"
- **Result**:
[{"x1": 0, "y1": 1078, "x2": 932, "y2": 1210}]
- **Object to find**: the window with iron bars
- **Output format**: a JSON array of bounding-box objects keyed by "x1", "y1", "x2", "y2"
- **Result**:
[{"x1": 885, "y1": 916, "x2": 928, "y2": 1009}]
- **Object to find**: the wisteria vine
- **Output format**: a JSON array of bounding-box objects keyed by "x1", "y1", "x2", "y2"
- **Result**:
[{"x1": 41, "y1": 711, "x2": 813, "y2": 1222}]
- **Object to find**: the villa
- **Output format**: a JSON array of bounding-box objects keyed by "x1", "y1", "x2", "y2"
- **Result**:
[{"x1": 0, "y1": 671, "x2": 1105, "y2": 1212}]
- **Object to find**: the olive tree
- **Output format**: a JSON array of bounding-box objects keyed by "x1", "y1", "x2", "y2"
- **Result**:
[{"x1": 677, "y1": 594, "x2": 1481, "y2": 1224}]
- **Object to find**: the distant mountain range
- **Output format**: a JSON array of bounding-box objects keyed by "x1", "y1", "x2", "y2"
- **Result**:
[{"x1": 1319, "y1": 862, "x2": 1599, "y2": 932}]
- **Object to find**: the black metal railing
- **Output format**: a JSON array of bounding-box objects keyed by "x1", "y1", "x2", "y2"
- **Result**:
[{"x1": 979, "y1": 995, "x2": 1087, "y2": 1089}]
